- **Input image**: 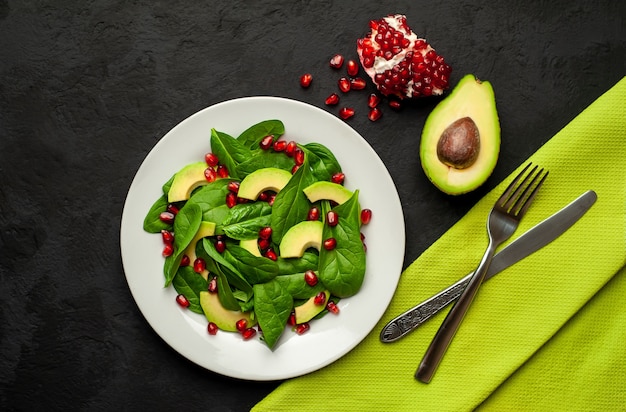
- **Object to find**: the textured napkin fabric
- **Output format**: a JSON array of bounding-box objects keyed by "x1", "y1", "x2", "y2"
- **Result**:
[{"x1": 253, "y1": 77, "x2": 626, "y2": 412}]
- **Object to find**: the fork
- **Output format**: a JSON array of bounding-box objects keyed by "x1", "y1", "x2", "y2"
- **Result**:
[{"x1": 415, "y1": 163, "x2": 548, "y2": 383}]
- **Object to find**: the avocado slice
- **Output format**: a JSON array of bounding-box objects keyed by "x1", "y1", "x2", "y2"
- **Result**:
[
  {"x1": 302, "y1": 181, "x2": 353, "y2": 205},
  {"x1": 239, "y1": 238, "x2": 262, "y2": 257},
  {"x1": 182, "y1": 221, "x2": 216, "y2": 279},
  {"x1": 237, "y1": 167, "x2": 292, "y2": 200},
  {"x1": 279, "y1": 220, "x2": 323, "y2": 258},
  {"x1": 420, "y1": 74, "x2": 500, "y2": 195},
  {"x1": 168, "y1": 162, "x2": 210, "y2": 202},
  {"x1": 199, "y1": 291, "x2": 256, "y2": 332},
  {"x1": 294, "y1": 290, "x2": 330, "y2": 324}
]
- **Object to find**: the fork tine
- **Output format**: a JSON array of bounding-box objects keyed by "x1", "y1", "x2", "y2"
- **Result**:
[
  {"x1": 503, "y1": 164, "x2": 540, "y2": 211},
  {"x1": 515, "y1": 168, "x2": 548, "y2": 217},
  {"x1": 497, "y1": 163, "x2": 532, "y2": 208}
]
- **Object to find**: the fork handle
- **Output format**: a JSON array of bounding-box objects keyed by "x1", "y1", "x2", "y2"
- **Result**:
[{"x1": 415, "y1": 241, "x2": 496, "y2": 383}]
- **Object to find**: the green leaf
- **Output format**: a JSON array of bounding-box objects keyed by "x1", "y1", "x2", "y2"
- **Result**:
[
  {"x1": 185, "y1": 179, "x2": 234, "y2": 229},
  {"x1": 222, "y1": 202, "x2": 272, "y2": 240},
  {"x1": 210, "y1": 128, "x2": 251, "y2": 180},
  {"x1": 173, "y1": 203, "x2": 203, "y2": 254},
  {"x1": 236, "y1": 150, "x2": 295, "y2": 178},
  {"x1": 200, "y1": 238, "x2": 253, "y2": 298},
  {"x1": 276, "y1": 252, "x2": 319, "y2": 275},
  {"x1": 253, "y1": 280, "x2": 293, "y2": 350},
  {"x1": 302, "y1": 142, "x2": 342, "y2": 182},
  {"x1": 225, "y1": 245, "x2": 279, "y2": 284},
  {"x1": 270, "y1": 158, "x2": 316, "y2": 243},
  {"x1": 237, "y1": 120, "x2": 285, "y2": 149},
  {"x1": 172, "y1": 266, "x2": 208, "y2": 314},
  {"x1": 318, "y1": 190, "x2": 366, "y2": 297},
  {"x1": 143, "y1": 194, "x2": 171, "y2": 233},
  {"x1": 274, "y1": 272, "x2": 325, "y2": 299}
]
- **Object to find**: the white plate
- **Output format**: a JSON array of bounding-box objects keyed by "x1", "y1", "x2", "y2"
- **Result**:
[{"x1": 120, "y1": 96, "x2": 405, "y2": 380}]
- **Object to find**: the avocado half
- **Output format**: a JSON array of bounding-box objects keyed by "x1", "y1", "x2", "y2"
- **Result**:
[{"x1": 420, "y1": 74, "x2": 500, "y2": 195}]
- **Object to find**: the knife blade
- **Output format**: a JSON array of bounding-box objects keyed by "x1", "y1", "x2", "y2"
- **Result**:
[{"x1": 380, "y1": 190, "x2": 597, "y2": 343}]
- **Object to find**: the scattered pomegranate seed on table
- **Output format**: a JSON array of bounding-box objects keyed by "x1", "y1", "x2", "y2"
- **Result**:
[
  {"x1": 346, "y1": 59, "x2": 359, "y2": 76},
  {"x1": 299, "y1": 73, "x2": 313, "y2": 88},
  {"x1": 329, "y1": 54, "x2": 344, "y2": 68},
  {"x1": 338, "y1": 107, "x2": 354, "y2": 120},
  {"x1": 325, "y1": 93, "x2": 340, "y2": 105},
  {"x1": 368, "y1": 93, "x2": 381, "y2": 108},
  {"x1": 338, "y1": 77, "x2": 351, "y2": 93},
  {"x1": 368, "y1": 107, "x2": 382, "y2": 122}
]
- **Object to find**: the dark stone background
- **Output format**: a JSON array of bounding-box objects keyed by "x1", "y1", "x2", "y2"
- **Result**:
[{"x1": 1, "y1": 1, "x2": 623, "y2": 410}]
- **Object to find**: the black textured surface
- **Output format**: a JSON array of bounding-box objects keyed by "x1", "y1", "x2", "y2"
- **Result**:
[{"x1": 1, "y1": 1, "x2": 624, "y2": 410}]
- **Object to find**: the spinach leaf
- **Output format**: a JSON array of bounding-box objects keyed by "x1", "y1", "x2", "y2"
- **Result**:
[
  {"x1": 163, "y1": 252, "x2": 184, "y2": 287},
  {"x1": 185, "y1": 179, "x2": 234, "y2": 229},
  {"x1": 222, "y1": 202, "x2": 272, "y2": 240},
  {"x1": 162, "y1": 173, "x2": 175, "y2": 194},
  {"x1": 210, "y1": 129, "x2": 251, "y2": 180},
  {"x1": 143, "y1": 194, "x2": 171, "y2": 233},
  {"x1": 237, "y1": 119, "x2": 285, "y2": 150},
  {"x1": 274, "y1": 272, "x2": 325, "y2": 299},
  {"x1": 200, "y1": 238, "x2": 253, "y2": 299},
  {"x1": 173, "y1": 203, "x2": 203, "y2": 254},
  {"x1": 172, "y1": 266, "x2": 208, "y2": 314},
  {"x1": 302, "y1": 142, "x2": 342, "y2": 182},
  {"x1": 236, "y1": 150, "x2": 295, "y2": 178},
  {"x1": 270, "y1": 158, "x2": 316, "y2": 243},
  {"x1": 318, "y1": 190, "x2": 366, "y2": 297},
  {"x1": 276, "y1": 252, "x2": 319, "y2": 275},
  {"x1": 225, "y1": 245, "x2": 279, "y2": 284},
  {"x1": 215, "y1": 269, "x2": 243, "y2": 311},
  {"x1": 253, "y1": 280, "x2": 293, "y2": 349}
]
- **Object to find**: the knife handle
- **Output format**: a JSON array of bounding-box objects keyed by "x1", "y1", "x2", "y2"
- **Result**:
[{"x1": 379, "y1": 272, "x2": 472, "y2": 343}]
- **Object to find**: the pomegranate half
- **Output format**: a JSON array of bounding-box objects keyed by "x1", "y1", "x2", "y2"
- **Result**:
[{"x1": 356, "y1": 14, "x2": 452, "y2": 99}]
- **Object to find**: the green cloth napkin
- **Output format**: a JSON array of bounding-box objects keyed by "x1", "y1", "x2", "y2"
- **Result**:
[{"x1": 253, "y1": 77, "x2": 626, "y2": 411}]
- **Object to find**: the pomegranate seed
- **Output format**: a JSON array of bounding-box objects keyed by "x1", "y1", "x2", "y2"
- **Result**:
[
  {"x1": 215, "y1": 239, "x2": 226, "y2": 253},
  {"x1": 368, "y1": 93, "x2": 381, "y2": 108},
  {"x1": 259, "y1": 226, "x2": 272, "y2": 240},
  {"x1": 259, "y1": 135, "x2": 274, "y2": 150},
  {"x1": 204, "y1": 167, "x2": 217, "y2": 182},
  {"x1": 162, "y1": 244, "x2": 174, "y2": 257},
  {"x1": 291, "y1": 164, "x2": 300, "y2": 174},
  {"x1": 159, "y1": 211, "x2": 175, "y2": 224},
  {"x1": 326, "y1": 211, "x2": 339, "y2": 227},
  {"x1": 193, "y1": 258, "x2": 206, "y2": 273},
  {"x1": 338, "y1": 77, "x2": 351, "y2": 93},
  {"x1": 304, "y1": 270, "x2": 318, "y2": 286},
  {"x1": 288, "y1": 313, "x2": 296, "y2": 326},
  {"x1": 258, "y1": 238, "x2": 270, "y2": 251},
  {"x1": 325, "y1": 93, "x2": 340, "y2": 106},
  {"x1": 314, "y1": 291, "x2": 327, "y2": 306},
  {"x1": 361, "y1": 208, "x2": 373, "y2": 225},
  {"x1": 350, "y1": 77, "x2": 367, "y2": 90},
  {"x1": 331, "y1": 172, "x2": 345, "y2": 184},
  {"x1": 294, "y1": 148, "x2": 305, "y2": 166},
  {"x1": 180, "y1": 255, "x2": 190, "y2": 267},
  {"x1": 205, "y1": 153, "x2": 219, "y2": 167},
  {"x1": 176, "y1": 294, "x2": 190, "y2": 308},
  {"x1": 227, "y1": 181, "x2": 240, "y2": 193},
  {"x1": 346, "y1": 59, "x2": 359, "y2": 76},
  {"x1": 166, "y1": 204, "x2": 179, "y2": 215},
  {"x1": 323, "y1": 238, "x2": 337, "y2": 250},
  {"x1": 208, "y1": 276, "x2": 218, "y2": 293},
  {"x1": 368, "y1": 107, "x2": 383, "y2": 122},
  {"x1": 295, "y1": 323, "x2": 310, "y2": 335},
  {"x1": 326, "y1": 301, "x2": 340, "y2": 315},
  {"x1": 207, "y1": 322, "x2": 218, "y2": 335},
  {"x1": 264, "y1": 247, "x2": 278, "y2": 261},
  {"x1": 388, "y1": 100, "x2": 402, "y2": 110},
  {"x1": 236, "y1": 319, "x2": 248, "y2": 332},
  {"x1": 225, "y1": 192, "x2": 237, "y2": 208},
  {"x1": 258, "y1": 191, "x2": 269, "y2": 202},
  {"x1": 329, "y1": 54, "x2": 344, "y2": 69},
  {"x1": 299, "y1": 73, "x2": 312, "y2": 88},
  {"x1": 338, "y1": 107, "x2": 355, "y2": 120},
  {"x1": 216, "y1": 164, "x2": 229, "y2": 178},
  {"x1": 285, "y1": 141, "x2": 298, "y2": 157},
  {"x1": 267, "y1": 194, "x2": 276, "y2": 206},
  {"x1": 161, "y1": 230, "x2": 174, "y2": 245},
  {"x1": 273, "y1": 140, "x2": 287, "y2": 152},
  {"x1": 242, "y1": 327, "x2": 256, "y2": 340},
  {"x1": 307, "y1": 207, "x2": 320, "y2": 221}
]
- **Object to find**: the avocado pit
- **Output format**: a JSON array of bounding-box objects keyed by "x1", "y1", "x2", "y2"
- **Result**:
[{"x1": 436, "y1": 117, "x2": 480, "y2": 169}]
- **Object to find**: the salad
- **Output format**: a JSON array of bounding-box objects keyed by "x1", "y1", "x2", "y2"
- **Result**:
[{"x1": 142, "y1": 119, "x2": 371, "y2": 350}]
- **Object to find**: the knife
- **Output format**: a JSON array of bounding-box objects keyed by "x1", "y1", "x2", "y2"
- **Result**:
[{"x1": 380, "y1": 190, "x2": 597, "y2": 343}]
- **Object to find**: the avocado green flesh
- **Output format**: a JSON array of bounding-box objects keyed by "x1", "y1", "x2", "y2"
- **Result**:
[
  {"x1": 183, "y1": 221, "x2": 217, "y2": 267},
  {"x1": 199, "y1": 291, "x2": 256, "y2": 332},
  {"x1": 168, "y1": 162, "x2": 209, "y2": 202},
  {"x1": 420, "y1": 74, "x2": 500, "y2": 195},
  {"x1": 279, "y1": 220, "x2": 323, "y2": 258},
  {"x1": 237, "y1": 167, "x2": 292, "y2": 200},
  {"x1": 302, "y1": 181, "x2": 353, "y2": 204},
  {"x1": 294, "y1": 290, "x2": 329, "y2": 323}
]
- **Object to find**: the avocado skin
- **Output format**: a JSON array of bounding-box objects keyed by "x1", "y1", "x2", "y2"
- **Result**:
[{"x1": 420, "y1": 74, "x2": 501, "y2": 195}]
